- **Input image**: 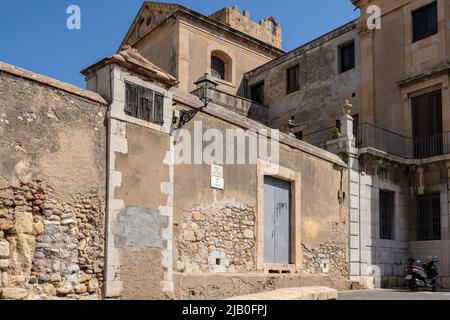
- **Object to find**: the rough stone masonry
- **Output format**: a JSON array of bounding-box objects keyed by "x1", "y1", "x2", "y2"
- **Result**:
[{"x1": 0, "y1": 63, "x2": 107, "y2": 300}]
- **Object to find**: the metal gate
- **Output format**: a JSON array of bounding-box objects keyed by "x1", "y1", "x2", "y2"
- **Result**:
[{"x1": 263, "y1": 176, "x2": 291, "y2": 265}]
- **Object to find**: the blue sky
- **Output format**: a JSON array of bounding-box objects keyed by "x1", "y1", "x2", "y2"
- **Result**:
[{"x1": 0, "y1": 0, "x2": 359, "y2": 88}]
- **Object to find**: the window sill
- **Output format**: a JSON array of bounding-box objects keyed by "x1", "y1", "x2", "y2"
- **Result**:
[
  {"x1": 339, "y1": 67, "x2": 355, "y2": 75},
  {"x1": 286, "y1": 88, "x2": 300, "y2": 96},
  {"x1": 213, "y1": 77, "x2": 236, "y2": 89},
  {"x1": 409, "y1": 32, "x2": 440, "y2": 49}
]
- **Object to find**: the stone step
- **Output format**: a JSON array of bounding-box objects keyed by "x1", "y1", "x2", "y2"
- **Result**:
[{"x1": 224, "y1": 286, "x2": 338, "y2": 300}]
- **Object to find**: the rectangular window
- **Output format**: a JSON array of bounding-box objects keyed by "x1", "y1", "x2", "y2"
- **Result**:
[
  {"x1": 339, "y1": 41, "x2": 355, "y2": 73},
  {"x1": 286, "y1": 65, "x2": 300, "y2": 94},
  {"x1": 125, "y1": 82, "x2": 164, "y2": 125},
  {"x1": 411, "y1": 90, "x2": 442, "y2": 158},
  {"x1": 417, "y1": 194, "x2": 441, "y2": 241},
  {"x1": 250, "y1": 81, "x2": 265, "y2": 104},
  {"x1": 379, "y1": 190, "x2": 395, "y2": 240},
  {"x1": 352, "y1": 114, "x2": 360, "y2": 141},
  {"x1": 413, "y1": 2, "x2": 438, "y2": 43}
]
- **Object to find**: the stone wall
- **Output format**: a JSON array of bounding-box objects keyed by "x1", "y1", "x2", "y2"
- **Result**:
[
  {"x1": 209, "y1": 5, "x2": 282, "y2": 49},
  {"x1": 0, "y1": 65, "x2": 107, "y2": 299},
  {"x1": 177, "y1": 199, "x2": 256, "y2": 273},
  {"x1": 302, "y1": 222, "x2": 349, "y2": 278}
]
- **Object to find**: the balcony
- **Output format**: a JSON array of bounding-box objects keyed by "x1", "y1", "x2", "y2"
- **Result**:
[
  {"x1": 303, "y1": 126, "x2": 341, "y2": 148},
  {"x1": 357, "y1": 123, "x2": 449, "y2": 159},
  {"x1": 302, "y1": 123, "x2": 450, "y2": 160},
  {"x1": 191, "y1": 88, "x2": 269, "y2": 122}
]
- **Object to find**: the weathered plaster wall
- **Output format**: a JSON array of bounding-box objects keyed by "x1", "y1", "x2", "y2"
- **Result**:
[
  {"x1": 0, "y1": 68, "x2": 107, "y2": 299},
  {"x1": 173, "y1": 109, "x2": 349, "y2": 278},
  {"x1": 113, "y1": 123, "x2": 171, "y2": 300},
  {"x1": 180, "y1": 16, "x2": 278, "y2": 96},
  {"x1": 134, "y1": 19, "x2": 179, "y2": 78}
]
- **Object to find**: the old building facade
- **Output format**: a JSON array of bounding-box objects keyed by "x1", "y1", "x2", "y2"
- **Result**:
[
  {"x1": 242, "y1": 0, "x2": 450, "y2": 288},
  {"x1": 1, "y1": 0, "x2": 450, "y2": 300}
]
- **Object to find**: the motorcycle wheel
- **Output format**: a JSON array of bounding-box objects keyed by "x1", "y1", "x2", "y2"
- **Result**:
[{"x1": 407, "y1": 280, "x2": 418, "y2": 292}]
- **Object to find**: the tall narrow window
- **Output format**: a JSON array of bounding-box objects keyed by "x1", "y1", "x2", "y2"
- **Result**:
[
  {"x1": 339, "y1": 41, "x2": 355, "y2": 73},
  {"x1": 250, "y1": 81, "x2": 265, "y2": 104},
  {"x1": 411, "y1": 90, "x2": 442, "y2": 158},
  {"x1": 417, "y1": 194, "x2": 441, "y2": 241},
  {"x1": 379, "y1": 190, "x2": 395, "y2": 240},
  {"x1": 125, "y1": 82, "x2": 164, "y2": 124},
  {"x1": 352, "y1": 114, "x2": 360, "y2": 141},
  {"x1": 413, "y1": 2, "x2": 438, "y2": 43},
  {"x1": 211, "y1": 56, "x2": 225, "y2": 80},
  {"x1": 286, "y1": 65, "x2": 300, "y2": 94}
]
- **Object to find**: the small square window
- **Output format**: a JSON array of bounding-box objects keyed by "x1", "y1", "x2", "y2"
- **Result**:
[
  {"x1": 339, "y1": 41, "x2": 355, "y2": 73},
  {"x1": 286, "y1": 65, "x2": 300, "y2": 94},
  {"x1": 250, "y1": 81, "x2": 265, "y2": 104},
  {"x1": 412, "y1": 2, "x2": 438, "y2": 43}
]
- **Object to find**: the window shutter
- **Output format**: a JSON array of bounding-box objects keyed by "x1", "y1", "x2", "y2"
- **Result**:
[
  {"x1": 155, "y1": 93, "x2": 164, "y2": 125},
  {"x1": 124, "y1": 82, "x2": 165, "y2": 125}
]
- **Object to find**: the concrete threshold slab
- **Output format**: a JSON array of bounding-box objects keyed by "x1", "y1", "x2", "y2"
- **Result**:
[{"x1": 224, "y1": 286, "x2": 338, "y2": 300}]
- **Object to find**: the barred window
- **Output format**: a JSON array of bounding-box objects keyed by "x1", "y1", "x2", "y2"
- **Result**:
[
  {"x1": 125, "y1": 82, "x2": 164, "y2": 125},
  {"x1": 417, "y1": 194, "x2": 441, "y2": 241},
  {"x1": 211, "y1": 56, "x2": 225, "y2": 80},
  {"x1": 379, "y1": 190, "x2": 395, "y2": 240}
]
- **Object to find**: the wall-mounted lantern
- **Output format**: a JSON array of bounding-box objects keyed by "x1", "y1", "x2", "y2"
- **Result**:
[
  {"x1": 175, "y1": 73, "x2": 218, "y2": 128},
  {"x1": 194, "y1": 73, "x2": 218, "y2": 108}
]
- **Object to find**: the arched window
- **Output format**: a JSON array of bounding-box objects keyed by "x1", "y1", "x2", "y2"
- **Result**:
[{"x1": 211, "y1": 56, "x2": 225, "y2": 80}]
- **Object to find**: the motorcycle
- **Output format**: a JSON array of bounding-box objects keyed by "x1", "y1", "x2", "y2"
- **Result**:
[{"x1": 405, "y1": 256, "x2": 439, "y2": 292}]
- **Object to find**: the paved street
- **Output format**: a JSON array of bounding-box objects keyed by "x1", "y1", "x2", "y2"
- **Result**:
[{"x1": 338, "y1": 289, "x2": 450, "y2": 300}]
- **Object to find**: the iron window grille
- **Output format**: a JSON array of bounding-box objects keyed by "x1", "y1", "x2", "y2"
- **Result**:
[
  {"x1": 211, "y1": 56, "x2": 225, "y2": 80},
  {"x1": 416, "y1": 193, "x2": 441, "y2": 241},
  {"x1": 379, "y1": 190, "x2": 395, "y2": 240}
]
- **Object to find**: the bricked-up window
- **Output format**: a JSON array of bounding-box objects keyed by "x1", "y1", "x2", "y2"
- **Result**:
[
  {"x1": 339, "y1": 41, "x2": 355, "y2": 73},
  {"x1": 413, "y1": 2, "x2": 438, "y2": 43},
  {"x1": 417, "y1": 194, "x2": 441, "y2": 241},
  {"x1": 286, "y1": 65, "x2": 300, "y2": 94},
  {"x1": 125, "y1": 82, "x2": 164, "y2": 125},
  {"x1": 250, "y1": 81, "x2": 265, "y2": 104},
  {"x1": 379, "y1": 190, "x2": 395, "y2": 240}
]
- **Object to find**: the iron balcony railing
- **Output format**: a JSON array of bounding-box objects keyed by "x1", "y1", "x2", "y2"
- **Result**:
[
  {"x1": 357, "y1": 123, "x2": 450, "y2": 159},
  {"x1": 303, "y1": 126, "x2": 340, "y2": 147}
]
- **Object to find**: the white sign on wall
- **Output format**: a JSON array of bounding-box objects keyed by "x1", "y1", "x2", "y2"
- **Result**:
[
  {"x1": 211, "y1": 176, "x2": 224, "y2": 190},
  {"x1": 211, "y1": 165, "x2": 224, "y2": 190},
  {"x1": 211, "y1": 164, "x2": 223, "y2": 178}
]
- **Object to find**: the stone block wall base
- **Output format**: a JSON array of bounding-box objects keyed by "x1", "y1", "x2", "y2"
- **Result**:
[{"x1": 174, "y1": 273, "x2": 354, "y2": 300}]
